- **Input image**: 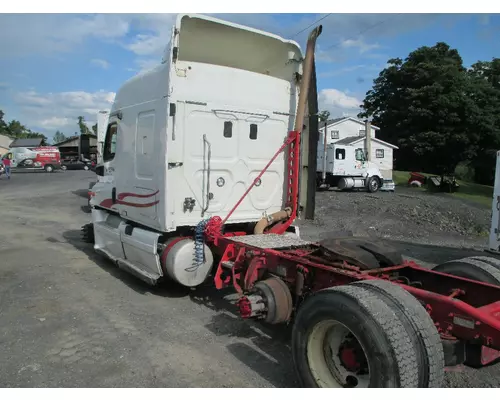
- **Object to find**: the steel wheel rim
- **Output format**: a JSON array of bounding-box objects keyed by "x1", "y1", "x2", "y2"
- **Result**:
[
  {"x1": 370, "y1": 180, "x2": 378, "y2": 191},
  {"x1": 306, "y1": 319, "x2": 370, "y2": 388}
]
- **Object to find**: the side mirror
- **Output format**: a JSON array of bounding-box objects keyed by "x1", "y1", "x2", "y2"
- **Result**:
[{"x1": 95, "y1": 165, "x2": 105, "y2": 176}]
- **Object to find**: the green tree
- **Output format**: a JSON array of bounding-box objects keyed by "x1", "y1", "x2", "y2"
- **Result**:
[
  {"x1": 91, "y1": 123, "x2": 98, "y2": 136},
  {"x1": 77, "y1": 116, "x2": 91, "y2": 135},
  {"x1": 53, "y1": 130, "x2": 67, "y2": 144},
  {"x1": 0, "y1": 110, "x2": 8, "y2": 136},
  {"x1": 467, "y1": 58, "x2": 500, "y2": 184},
  {"x1": 7, "y1": 120, "x2": 27, "y2": 137},
  {"x1": 318, "y1": 110, "x2": 330, "y2": 138},
  {"x1": 359, "y1": 42, "x2": 475, "y2": 176}
]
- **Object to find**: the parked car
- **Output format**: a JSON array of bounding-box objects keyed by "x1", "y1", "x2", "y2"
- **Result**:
[{"x1": 61, "y1": 159, "x2": 95, "y2": 171}]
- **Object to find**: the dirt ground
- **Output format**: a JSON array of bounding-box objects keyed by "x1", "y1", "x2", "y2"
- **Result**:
[{"x1": 0, "y1": 171, "x2": 499, "y2": 388}]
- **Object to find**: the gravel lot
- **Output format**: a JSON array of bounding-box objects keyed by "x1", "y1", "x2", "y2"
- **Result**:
[
  {"x1": 0, "y1": 171, "x2": 499, "y2": 387},
  {"x1": 299, "y1": 187, "x2": 491, "y2": 251}
]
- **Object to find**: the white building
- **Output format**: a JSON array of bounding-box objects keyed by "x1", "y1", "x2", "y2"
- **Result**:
[{"x1": 318, "y1": 116, "x2": 398, "y2": 179}]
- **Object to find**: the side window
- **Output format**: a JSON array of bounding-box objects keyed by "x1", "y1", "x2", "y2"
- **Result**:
[
  {"x1": 330, "y1": 130, "x2": 339, "y2": 139},
  {"x1": 103, "y1": 123, "x2": 118, "y2": 162},
  {"x1": 355, "y1": 148, "x2": 366, "y2": 161},
  {"x1": 249, "y1": 124, "x2": 258, "y2": 140},
  {"x1": 223, "y1": 121, "x2": 233, "y2": 138},
  {"x1": 376, "y1": 149, "x2": 384, "y2": 158},
  {"x1": 335, "y1": 148, "x2": 345, "y2": 160}
]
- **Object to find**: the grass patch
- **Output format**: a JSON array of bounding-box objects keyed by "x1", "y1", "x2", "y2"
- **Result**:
[{"x1": 393, "y1": 170, "x2": 494, "y2": 207}]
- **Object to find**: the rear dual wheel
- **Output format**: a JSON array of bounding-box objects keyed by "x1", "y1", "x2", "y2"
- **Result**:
[{"x1": 292, "y1": 281, "x2": 444, "y2": 388}]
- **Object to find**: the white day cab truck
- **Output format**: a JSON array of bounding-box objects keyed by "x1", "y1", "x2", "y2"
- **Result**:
[
  {"x1": 81, "y1": 14, "x2": 500, "y2": 388},
  {"x1": 316, "y1": 142, "x2": 387, "y2": 193},
  {"x1": 315, "y1": 120, "x2": 391, "y2": 193}
]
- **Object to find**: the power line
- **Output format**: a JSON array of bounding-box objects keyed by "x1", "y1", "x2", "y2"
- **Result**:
[
  {"x1": 289, "y1": 13, "x2": 332, "y2": 39},
  {"x1": 321, "y1": 13, "x2": 403, "y2": 52},
  {"x1": 258, "y1": 13, "x2": 400, "y2": 77},
  {"x1": 257, "y1": 13, "x2": 333, "y2": 72}
]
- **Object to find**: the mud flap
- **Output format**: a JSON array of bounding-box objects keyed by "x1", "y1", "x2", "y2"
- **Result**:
[{"x1": 465, "y1": 343, "x2": 500, "y2": 368}]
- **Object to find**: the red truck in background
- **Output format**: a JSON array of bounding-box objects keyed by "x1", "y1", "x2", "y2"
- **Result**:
[{"x1": 2, "y1": 146, "x2": 62, "y2": 173}]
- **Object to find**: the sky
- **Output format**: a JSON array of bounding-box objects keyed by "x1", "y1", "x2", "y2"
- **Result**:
[{"x1": 0, "y1": 12, "x2": 499, "y2": 141}]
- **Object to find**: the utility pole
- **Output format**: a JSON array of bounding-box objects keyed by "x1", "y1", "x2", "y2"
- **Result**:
[
  {"x1": 365, "y1": 119, "x2": 371, "y2": 161},
  {"x1": 319, "y1": 111, "x2": 330, "y2": 182}
]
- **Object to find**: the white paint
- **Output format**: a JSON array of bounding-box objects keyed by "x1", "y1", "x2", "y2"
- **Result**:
[
  {"x1": 96, "y1": 110, "x2": 109, "y2": 164},
  {"x1": 489, "y1": 150, "x2": 500, "y2": 252},
  {"x1": 92, "y1": 13, "x2": 302, "y2": 232},
  {"x1": 319, "y1": 117, "x2": 379, "y2": 144}
]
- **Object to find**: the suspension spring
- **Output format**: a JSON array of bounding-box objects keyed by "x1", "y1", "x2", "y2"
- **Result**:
[{"x1": 186, "y1": 219, "x2": 208, "y2": 272}]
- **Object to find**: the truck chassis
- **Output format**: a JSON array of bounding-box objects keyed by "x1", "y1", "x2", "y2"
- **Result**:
[
  {"x1": 83, "y1": 22, "x2": 500, "y2": 388},
  {"x1": 84, "y1": 126, "x2": 500, "y2": 388}
]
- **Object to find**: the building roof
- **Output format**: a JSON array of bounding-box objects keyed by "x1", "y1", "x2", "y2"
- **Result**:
[
  {"x1": 322, "y1": 116, "x2": 380, "y2": 130},
  {"x1": 10, "y1": 138, "x2": 44, "y2": 148},
  {"x1": 335, "y1": 137, "x2": 363, "y2": 145},
  {"x1": 55, "y1": 133, "x2": 98, "y2": 147},
  {"x1": 335, "y1": 135, "x2": 399, "y2": 150},
  {"x1": 54, "y1": 135, "x2": 79, "y2": 146},
  {"x1": 324, "y1": 117, "x2": 345, "y2": 126}
]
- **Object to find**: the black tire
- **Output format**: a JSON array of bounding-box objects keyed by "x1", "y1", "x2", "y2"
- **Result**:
[
  {"x1": 292, "y1": 285, "x2": 419, "y2": 388},
  {"x1": 466, "y1": 256, "x2": 500, "y2": 271},
  {"x1": 351, "y1": 279, "x2": 444, "y2": 388},
  {"x1": 366, "y1": 176, "x2": 380, "y2": 193},
  {"x1": 44, "y1": 164, "x2": 54, "y2": 173},
  {"x1": 81, "y1": 223, "x2": 95, "y2": 244},
  {"x1": 318, "y1": 237, "x2": 403, "y2": 270},
  {"x1": 432, "y1": 258, "x2": 500, "y2": 368},
  {"x1": 432, "y1": 258, "x2": 500, "y2": 285}
]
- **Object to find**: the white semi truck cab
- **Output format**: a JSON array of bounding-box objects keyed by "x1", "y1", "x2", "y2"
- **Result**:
[
  {"x1": 87, "y1": 13, "x2": 303, "y2": 287},
  {"x1": 316, "y1": 142, "x2": 385, "y2": 193}
]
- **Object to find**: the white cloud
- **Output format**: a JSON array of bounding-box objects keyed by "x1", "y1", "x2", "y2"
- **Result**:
[
  {"x1": 124, "y1": 14, "x2": 176, "y2": 57},
  {"x1": 341, "y1": 38, "x2": 381, "y2": 54},
  {"x1": 0, "y1": 14, "x2": 130, "y2": 57},
  {"x1": 13, "y1": 90, "x2": 115, "y2": 137},
  {"x1": 90, "y1": 59, "x2": 110, "y2": 69},
  {"x1": 319, "y1": 64, "x2": 367, "y2": 78},
  {"x1": 38, "y1": 117, "x2": 73, "y2": 129},
  {"x1": 137, "y1": 59, "x2": 160, "y2": 74},
  {"x1": 318, "y1": 88, "x2": 362, "y2": 118}
]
